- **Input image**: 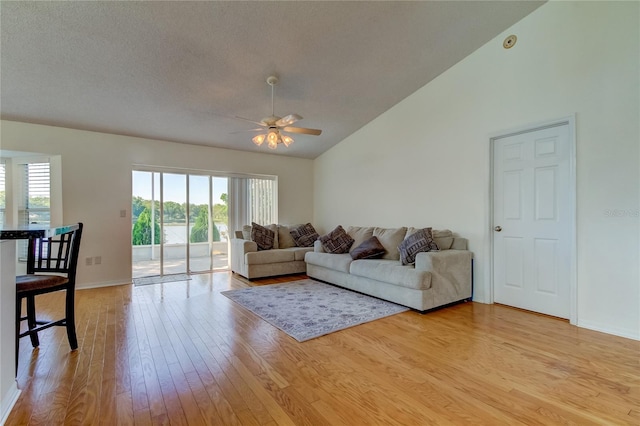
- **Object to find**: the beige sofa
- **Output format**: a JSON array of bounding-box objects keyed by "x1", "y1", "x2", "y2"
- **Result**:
[
  {"x1": 230, "y1": 225, "x2": 315, "y2": 279},
  {"x1": 305, "y1": 226, "x2": 473, "y2": 311}
]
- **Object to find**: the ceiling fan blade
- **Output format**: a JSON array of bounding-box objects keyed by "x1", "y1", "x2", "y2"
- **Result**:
[
  {"x1": 233, "y1": 116, "x2": 268, "y2": 127},
  {"x1": 276, "y1": 114, "x2": 302, "y2": 127},
  {"x1": 229, "y1": 128, "x2": 265, "y2": 134},
  {"x1": 283, "y1": 126, "x2": 322, "y2": 136}
]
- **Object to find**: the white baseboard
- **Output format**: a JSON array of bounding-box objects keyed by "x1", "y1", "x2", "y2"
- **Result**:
[
  {"x1": 578, "y1": 320, "x2": 640, "y2": 341},
  {"x1": 76, "y1": 279, "x2": 131, "y2": 290},
  {"x1": 0, "y1": 382, "x2": 20, "y2": 426}
]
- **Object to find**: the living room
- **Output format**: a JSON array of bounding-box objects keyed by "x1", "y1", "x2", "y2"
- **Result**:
[{"x1": 1, "y1": 1, "x2": 638, "y2": 424}]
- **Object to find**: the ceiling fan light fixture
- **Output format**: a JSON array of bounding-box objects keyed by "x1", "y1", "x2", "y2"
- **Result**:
[
  {"x1": 267, "y1": 138, "x2": 278, "y2": 150},
  {"x1": 282, "y1": 135, "x2": 294, "y2": 147},
  {"x1": 252, "y1": 134, "x2": 266, "y2": 146},
  {"x1": 267, "y1": 129, "x2": 279, "y2": 145}
]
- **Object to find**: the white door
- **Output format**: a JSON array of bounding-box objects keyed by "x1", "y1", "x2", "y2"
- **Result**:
[{"x1": 493, "y1": 123, "x2": 572, "y2": 318}]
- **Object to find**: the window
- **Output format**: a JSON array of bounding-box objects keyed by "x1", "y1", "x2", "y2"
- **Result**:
[
  {"x1": 0, "y1": 153, "x2": 60, "y2": 262},
  {"x1": 19, "y1": 162, "x2": 51, "y2": 226}
]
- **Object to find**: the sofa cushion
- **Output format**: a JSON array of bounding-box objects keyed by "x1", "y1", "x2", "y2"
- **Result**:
[
  {"x1": 251, "y1": 222, "x2": 276, "y2": 251},
  {"x1": 350, "y1": 259, "x2": 432, "y2": 290},
  {"x1": 292, "y1": 247, "x2": 313, "y2": 261},
  {"x1": 320, "y1": 225, "x2": 355, "y2": 254},
  {"x1": 350, "y1": 236, "x2": 386, "y2": 260},
  {"x1": 399, "y1": 227, "x2": 439, "y2": 265},
  {"x1": 246, "y1": 249, "x2": 296, "y2": 265},
  {"x1": 304, "y1": 252, "x2": 353, "y2": 273},
  {"x1": 280, "y1": 247, "x2": 314, "y2": 261},
  {"x1": 373, "y1": 227, "x2": 407, "y2": 260},
  {"x1": 290, "y1": 223, "x2": 319, "y2": 247},
  {"x1": 278, "y1": 225, "x2": 298, "y2": 249},
  {"x1": 346, "y1": 226, "x2": 374, "y2": 253}
]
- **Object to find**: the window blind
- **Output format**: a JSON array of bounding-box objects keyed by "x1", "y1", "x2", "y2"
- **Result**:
[
  {"x1": 18, "y1": 162, "x2": 51, "y2": 260},
  {"x1": 248, "y1": 178, "x2": 276, "y2": 225},
  {"x1": 20, "y1": 162, "x2": 51, "y2": 226}
]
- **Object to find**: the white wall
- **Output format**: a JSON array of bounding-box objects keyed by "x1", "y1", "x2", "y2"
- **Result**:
[
  {"x1": 0, "y1": 120, "x2": 314, "y2": 288},
  {"x1": 314, "y1": 2, "x2": 639, "y2": 339}
]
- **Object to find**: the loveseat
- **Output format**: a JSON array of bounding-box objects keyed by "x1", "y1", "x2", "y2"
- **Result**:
[
  {"x1": 305, "y1": 226, "x2": 473, "y2": 311},
  {"x1": 230, "y1": 223, "x2": 317, "y2": 279}
]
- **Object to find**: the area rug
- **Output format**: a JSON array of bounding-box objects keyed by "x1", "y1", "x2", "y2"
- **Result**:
[
  {"x1": 133, "y1": 273, "x2": 192, "y2": 287},
  {"x1": 221, "y1": 279, "x2": 409, "y2": 342}
]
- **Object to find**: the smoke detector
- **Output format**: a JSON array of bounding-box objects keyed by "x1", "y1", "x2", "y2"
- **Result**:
[{"x1": 503, "y1": 35, "x2": 517, "y2": 49}]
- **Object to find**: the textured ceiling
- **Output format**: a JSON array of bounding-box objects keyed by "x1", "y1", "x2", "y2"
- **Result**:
[{"x1": 0, "y1": 1, "x2": 544, "y2": 159}]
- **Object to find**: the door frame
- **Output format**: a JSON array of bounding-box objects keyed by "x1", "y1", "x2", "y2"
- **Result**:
[{"x1": 488, "y1": 115, "x2": 578, "y2": 324}]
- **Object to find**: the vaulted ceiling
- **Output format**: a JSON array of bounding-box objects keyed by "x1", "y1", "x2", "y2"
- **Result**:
[{"x1": 1, "y1": 1, "x2": 544, "y2": 158}]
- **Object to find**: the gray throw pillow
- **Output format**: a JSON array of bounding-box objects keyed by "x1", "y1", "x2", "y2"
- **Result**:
[
  {"x1": 251, "y1": 222, "x2": 275, "y2": 251},
  {"x1": 398, "y1": 227, "x2": 439, "y2": 265},
  {"x1": 278, "y1": 225, "x2": 298, "y2": 249},
  {"x1": 289, "y1": 223, "x2": 319, "y2": 247},
  {"x1": 320, "y1": 225, "x2": 355, "y2": 254},
  {"x1": 350, "y1": 236, "x2": 386, "y2": 260},
  {"x1": 373, "y1": 227, "x2": 407, "y2": 260}
]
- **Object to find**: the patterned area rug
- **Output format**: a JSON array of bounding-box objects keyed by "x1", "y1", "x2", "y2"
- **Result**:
[
  {"x1": 133, "y1": 273, "x2": 191, "y2": 287},
  {"x1": 221, "y1": 279, "x2": 409, "y2": 342}
]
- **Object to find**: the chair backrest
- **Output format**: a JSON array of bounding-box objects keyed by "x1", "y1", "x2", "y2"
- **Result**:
[{"x1": 26, "y1": 223, "x2": 83, "y2": 281}]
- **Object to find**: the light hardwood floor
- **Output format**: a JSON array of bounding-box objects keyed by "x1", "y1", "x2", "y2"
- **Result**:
[{"x1": 7, "y1": 272, "x2": 639, "y2": 425}]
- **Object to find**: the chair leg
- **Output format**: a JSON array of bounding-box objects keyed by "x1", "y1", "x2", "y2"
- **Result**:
[
  {"x1": 65, "y1": 289, "x2": 78, "y2": 350},
  {"x1": 15, "y1": 296, "x2": 21, "y2": 374},
  {"x1": 26, "y1": 295, "x2": 40, "y2": 348}
]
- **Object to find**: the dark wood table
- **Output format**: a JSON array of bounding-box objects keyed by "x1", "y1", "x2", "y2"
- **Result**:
[{"x1": 0, "y1": 223, "x2": 80, "y2": 240}]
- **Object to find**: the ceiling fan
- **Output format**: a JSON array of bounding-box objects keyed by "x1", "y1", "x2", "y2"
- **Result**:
[{"x1": 233, "y1": 75, "x2": 322, "y2": 150}]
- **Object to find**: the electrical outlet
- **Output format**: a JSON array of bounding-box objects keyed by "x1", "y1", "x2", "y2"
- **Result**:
[
  {"x1": 94, "y1": 256, "x2": 102, "y2": 265},
  {"x1": 120, "y1": 209, "x2": 127, "y2": 218},
  {"x1": 85, "y1": 257, "x2": 93, "y2": 266}
]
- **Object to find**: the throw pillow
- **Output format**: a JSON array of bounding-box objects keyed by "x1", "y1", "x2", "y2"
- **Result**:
[
  {"x1": 266, "y1": 223, "x2": 279, "y2": 249},
  {"x1": 251, "y1": 222, "x2": 275, "y2": 251},
  {"x1": 350, "y1": 236, "x2": 386, "y2": 260},
  {"x1": 373, "y1": 227, "x2": 408, "y2": 260},
  {"x1": 289, "y1": 223, "x2": 319, "y2": 247},
  {"x1": 278, "y1": 225, "x2": 298, "y2": 249},
  {"x1": 320, "y1": 225, "x2": 355, "y2": 254},
  {"x1": 347, "y1": 226, "x2": 374, "y2": 253},
  {"x1": 398, "y1": 227, "x2": 439, "y2": 265},
  {"x1": 406, "y1": 227, "x2": 454, "y2": 251}
]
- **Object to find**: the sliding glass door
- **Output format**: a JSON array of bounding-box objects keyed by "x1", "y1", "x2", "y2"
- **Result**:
[
  {"x1": 163, "y1": 173, "x2": 187, "y2": 275},
  {"x1": 132, "y1": 171, "x2": 161, "y2": 277},
  {"x1": 132, "y1": 168, "x2": 274, "y2": 279},
  {"x1": 132, "y1": 169, "x2": 233, "y2": 278}
]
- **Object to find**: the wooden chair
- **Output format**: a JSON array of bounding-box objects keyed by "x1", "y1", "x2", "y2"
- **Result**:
[{"x1": 16, "y1": 223, "x2": 83, "y2": 368}]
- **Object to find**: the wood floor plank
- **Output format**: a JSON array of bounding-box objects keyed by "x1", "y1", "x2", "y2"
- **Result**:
[
  {"x1": 6, "y1": 271, "x2": 639, "y2": 425},
  {"x1": 115, "y1": 391, "x2": 135, "y2": 426}
]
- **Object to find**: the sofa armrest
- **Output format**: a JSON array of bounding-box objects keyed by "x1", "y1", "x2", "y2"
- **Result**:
[
  {"x1": 415, "y1": 250, "x2": 471, "y2": 272},
  {"x1": 415, "y1": 250, "x2": 473, "y2": 302},
  {"x1": 313, "y1": 240, "x2": 326, "y2": 253},
  {"x1": 231, "y1": 238, "x2": 258, "y2": 255},
  {"x1": 230, "y1": 238, "x2": 257, "y2": 276}
]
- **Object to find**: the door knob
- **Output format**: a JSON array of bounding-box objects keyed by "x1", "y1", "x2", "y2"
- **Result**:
[{"x1": 494, "y1": 226, "x2": 502, "y2": 232}]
